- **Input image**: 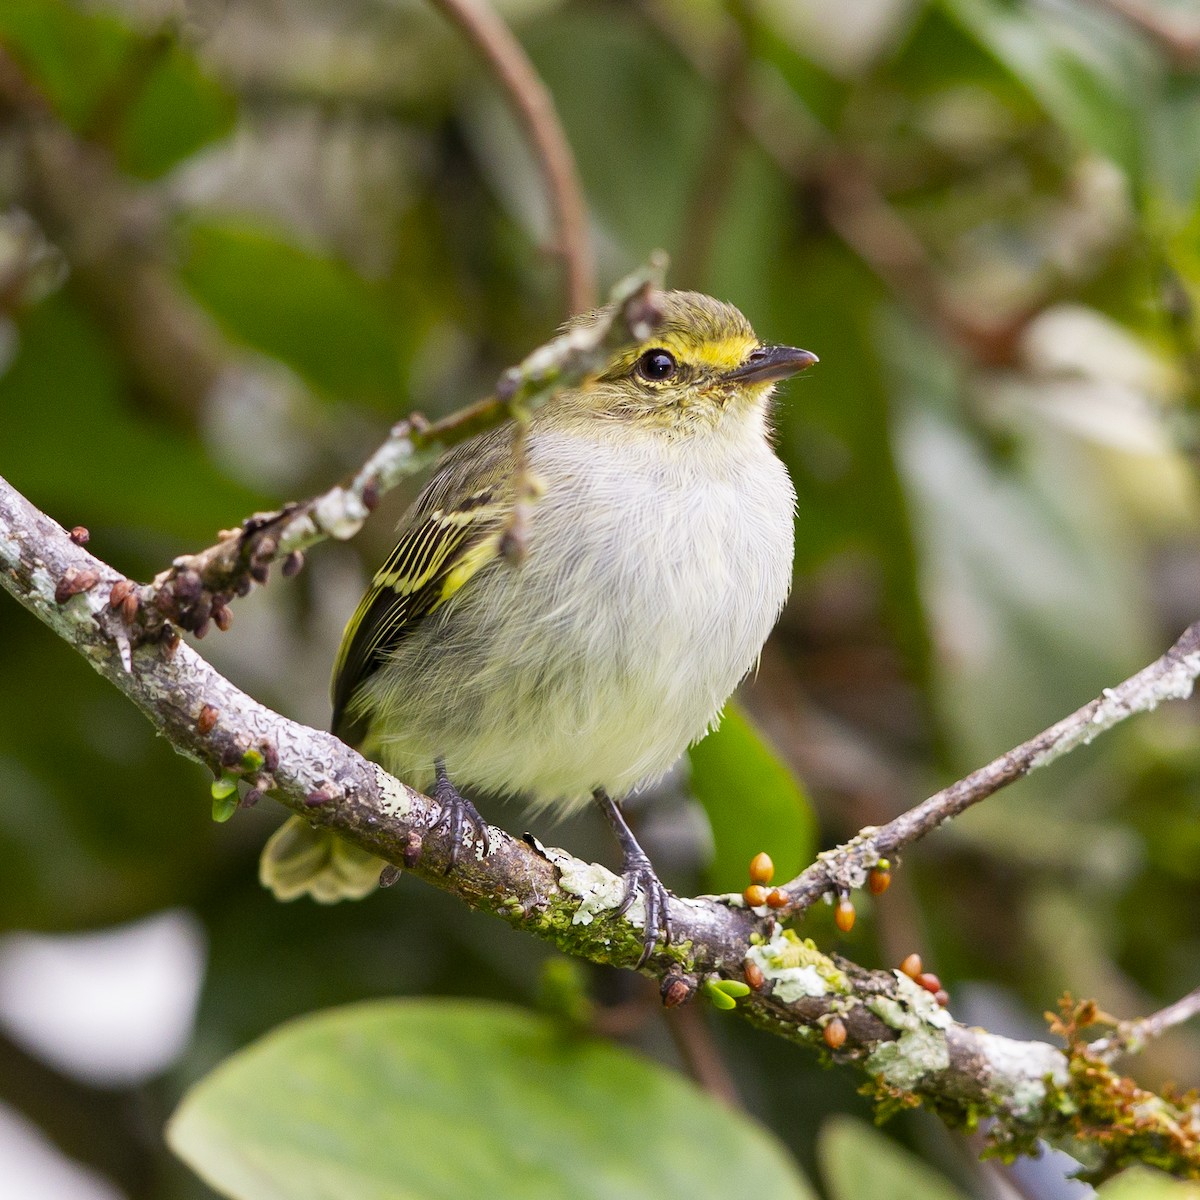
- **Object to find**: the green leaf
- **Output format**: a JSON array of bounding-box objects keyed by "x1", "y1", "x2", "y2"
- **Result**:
[
  {"x1": 115, "y1": 40, "x2": 236, "y2": 179},
  {"x1": 820, "y1": 1116, "x2": 971, "y2": 1200},
  {"x1": 939, "y1": 0, "x2": 1147, "y2": 180},
  {"x1": 180, "y1": 221, "x2": 408, "y2": 409},
  {"x1": 0, "y1": 0, "x2": 234, "y2": 177},
  {"x1": 168, "y1": 999, "x2": 818, "y2": 1200},
  {"x1": 688, "y1": 703, "x2": 815, "y2": 894},
  {"x1": 1097, "y1": 1167, "x2": 1200, "y2": 1200}
]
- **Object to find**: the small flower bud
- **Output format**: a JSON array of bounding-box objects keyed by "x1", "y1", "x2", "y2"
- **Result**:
[
  {"x1": 743, "y1": 884, "x2": 769, "y2": 907},
  {"x1": 379, "y1": 864, "x2": 401, "y2": 888},
  {"x1": 823, "y1": 1017, "x2": 847, "y2": 1049},
  {"x1": 743, "y1": 960, "x2": 765, "y2": 990},
  {"x1": 661, "y1": 972, "x2": 695, "y2": 1008},
  {"x1": 868, "y1": 865, "x2": 891, "y2": 894},
  {"x1": 749, "y1": 852, "x2": 774, "y2": 885},
  {"x1": 900, "y1": 953, "x2": 923, "y2": 979},
  {"x1": 834, "y1": 896, "x2": 856, "y2": 933},
  {"x1": 69, "y1": 526, "x2": 90, "y2": 545},
  {"x1": 55, "y1": 567, "x2": 98, "y2": 603},
  {"x1": 196, "y1": 705, "x2": 218, "y2": 735},
  {"x1": 766, "y1": 888, "x2": 788, "y2": 909},
  {"x1": 282, "y1": 551, "x2": 304, "y2": 577}
]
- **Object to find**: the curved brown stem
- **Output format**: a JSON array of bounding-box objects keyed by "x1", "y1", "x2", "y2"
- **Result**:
[{"x1": 429, "y1": 0, "x2": 595, "y2": 313}]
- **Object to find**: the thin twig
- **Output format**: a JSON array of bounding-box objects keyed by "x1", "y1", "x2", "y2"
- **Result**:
[
  {"x1": 429, "y1": 0, "x2": 595, "y2": 313},
  {"x1": 129, "y1": 257, "x2": 666, "y2": 642},
  {"x1": 1092, "y1": 986, "x2": 1200, "y2": 1064},
  {"x1": 779, "y1": 621, "x2": 1200, "y2": 913}
]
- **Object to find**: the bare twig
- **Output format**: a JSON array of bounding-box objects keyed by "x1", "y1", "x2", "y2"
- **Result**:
[
  {"x1": 429, "y1": 0, "x2": 595, "y2": 313},
  {"x1": 1092, "y1": 986, "x2": 1200, "y2": 1064},
  {"x1": 780, "y1": 621, "x2": 1200, "y2": 913},
  {"x1": 127, "y1": 258, "x2": 665, "y2": 642}
]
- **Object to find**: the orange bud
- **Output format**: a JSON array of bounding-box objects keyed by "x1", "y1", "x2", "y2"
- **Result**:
[
  {"x1": 749, "y1": 852, "x2": 775, "y2": 885},
  {"x1": 766, "y1": 888, "x2": 788, "y2": 909},
  {"x1": 917, "y1": 972, "x2": 942, "y2": 995},
  {"x1": 744, "y1": 960, "x2": 765, "y2": 990},
  {"x1": 868, "y1": 866, "x2": 891, "y2": 894},
  {"x1": 834, "y1": 897, "x2": 855, "y2": 933},
  {"x1": 743, "y1": 884, "x2": 769, "y2": 907},
  {"x1": 899, "y1": 953, "x2": 922, "y2": 979},
  {"x1": 823, "y1": 1017, "x2": 847, "y2": 1049}
]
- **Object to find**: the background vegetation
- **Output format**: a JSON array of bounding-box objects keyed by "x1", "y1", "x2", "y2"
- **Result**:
[{"x1": 2, "y1": 0, "x2": 1200, "y2": 1197}]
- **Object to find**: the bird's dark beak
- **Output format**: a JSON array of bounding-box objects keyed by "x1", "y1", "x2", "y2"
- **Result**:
[{"x1": 725, "y1": 344, "x2": 819, "y2": 385}]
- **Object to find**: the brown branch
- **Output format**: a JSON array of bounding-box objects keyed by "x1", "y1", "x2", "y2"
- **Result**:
[
  {"x1": 429, "y1": 0, "x2": 595, "y2": 313},
  {"x1": 124, "y1": 258, "x2": 666, "y2": 643},
  {"x1": 779, "y1": 621, "x2": 1200, "y2": 914},
  {"x1": 664, "y1": 1004, "x2": 744, "y2": 1110},
  {"x1": 1092, "y1": 986, "x2": 1200, "y2": 1064},
  {"x1": 1089, "y1": 0, "x2": 1200, "y2": 71},
  {"x1": 4, "y1": 475, "x2": 1200, "y2": 1173}
]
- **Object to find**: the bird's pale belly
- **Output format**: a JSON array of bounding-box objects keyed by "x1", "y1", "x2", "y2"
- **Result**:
[{"x1": 365, "y1": 436, "x2": 795, "y2": 812}]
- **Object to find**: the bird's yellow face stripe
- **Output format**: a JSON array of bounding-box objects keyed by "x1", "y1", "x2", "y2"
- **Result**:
[{"x1": 605, "y1": 333, "x2": 760, "y2": 378}]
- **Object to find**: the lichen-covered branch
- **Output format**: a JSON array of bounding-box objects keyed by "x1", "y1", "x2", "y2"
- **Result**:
[
  {"x1": 2, "y1": 473, "x2": 1199, "y2": 1176},
  {"x1": 129, "y1": 258, "x2": 666, "y2": 643},
  {"x1": 778, "y1": 622, "x2": 1200, "y2": 915}
]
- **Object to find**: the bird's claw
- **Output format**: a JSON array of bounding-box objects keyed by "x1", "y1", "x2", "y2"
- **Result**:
[
  {"x1": 432, "y1": 766, "x2": 490, "y2": 871},
  {"x1": 617, "y1": 847, "x2": 672, "y2": 968}
]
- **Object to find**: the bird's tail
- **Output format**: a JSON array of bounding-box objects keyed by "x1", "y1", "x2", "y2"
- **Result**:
[{"x1": 259, "y1": 816, "x2": 384, "y2": 903}]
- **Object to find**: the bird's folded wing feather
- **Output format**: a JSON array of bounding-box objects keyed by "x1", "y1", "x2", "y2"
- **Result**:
[{"x1": 330, "y1": 427, "x2": 514, "y2": 741}]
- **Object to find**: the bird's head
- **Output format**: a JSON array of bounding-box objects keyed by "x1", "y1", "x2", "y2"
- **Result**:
[{"x1": 560, "y1": 290, "x2": 817, "y2": 434}]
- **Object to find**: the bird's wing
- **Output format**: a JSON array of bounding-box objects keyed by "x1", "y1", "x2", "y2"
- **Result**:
[{"x1": 330, "y1": 426, "x2": 513, "y2": 742}]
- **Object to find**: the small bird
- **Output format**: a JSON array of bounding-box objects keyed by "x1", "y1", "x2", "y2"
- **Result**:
[{"x1": 261, "y1": 290, "x2": 816, "y2": 963}]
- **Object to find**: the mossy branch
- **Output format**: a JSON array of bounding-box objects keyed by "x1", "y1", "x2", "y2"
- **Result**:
[{"x1": 2, "y1": 472, "x2": 1200, "y2": 1176}]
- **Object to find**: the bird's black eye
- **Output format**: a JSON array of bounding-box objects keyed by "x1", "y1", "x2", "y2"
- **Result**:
[{"x1": 635, "y1": 348, "x2": 678, "y2": 382}]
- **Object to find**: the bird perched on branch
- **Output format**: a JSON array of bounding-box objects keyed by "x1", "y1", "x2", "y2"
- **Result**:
[{"x1": 261, "y1": 290, "x2": 817, "y2": 964}]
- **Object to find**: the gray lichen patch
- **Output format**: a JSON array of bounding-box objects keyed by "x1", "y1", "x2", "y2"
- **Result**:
[
  {"x1": 373, "y1": 766, "x2": 414, "y2": 822},
  {"x1": 864, "y1": 971, "x2": 954, "y2": 1088},
  {"x1": 542, "y1": 847, "x2": 644, "y2": 928},
  {"x1": 978, "y1": 1033, "x2": 1068, "y2": 1118}
]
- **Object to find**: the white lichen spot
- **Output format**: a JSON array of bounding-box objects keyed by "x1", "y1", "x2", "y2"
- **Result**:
[
  {"x1": 0, "y1": 533, "x2": 19, "y2": 568},
  {"x1": 313, "y1": 489, "x2": 367, "y2": 542},
  {"x1": 747, "y1": 928, "x2": 847, "y2": 1002},
  {"x1": 29, "y1": 566, "x2": 57, "y2": 606},
  {"x1": 374, "y1": 766, "x2": 413, "y2": 822},
  {"x1": 979, "y1": 1034, "x2": 1068, "y2": 1118},
  {"x1": 543, "y1": 847, "x2": 642, "y2": 927}
]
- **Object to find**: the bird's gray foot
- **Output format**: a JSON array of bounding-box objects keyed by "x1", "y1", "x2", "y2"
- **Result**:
[
  {"x1": 433, "y1": 758, "x2": 490, "y2": 871},
  {"x1": 594, "y1": 788, "x2": 672, "y2": 967}
]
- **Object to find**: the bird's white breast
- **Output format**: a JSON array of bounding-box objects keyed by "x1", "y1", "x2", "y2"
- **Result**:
[{"x1": 368, "y1": 419, "x2": 796, "y2": 811}]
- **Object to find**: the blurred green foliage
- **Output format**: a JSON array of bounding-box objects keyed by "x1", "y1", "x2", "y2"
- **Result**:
[{"x1": 2, "y1": 0, "x2": 1200, "y2": 1197}]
